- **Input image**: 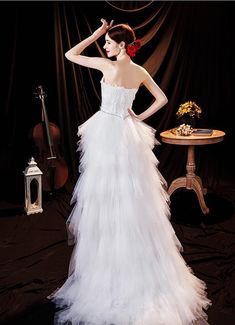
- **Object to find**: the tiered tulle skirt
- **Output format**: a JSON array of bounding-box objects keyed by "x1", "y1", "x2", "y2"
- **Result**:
[{"x1": 49, "y1": 111, "x2": 211, "y2": 325}]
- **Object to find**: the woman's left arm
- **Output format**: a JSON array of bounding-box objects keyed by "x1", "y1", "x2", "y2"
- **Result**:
[{"x1": 137, "y1": 71, "x2": 168, "y2": 121}]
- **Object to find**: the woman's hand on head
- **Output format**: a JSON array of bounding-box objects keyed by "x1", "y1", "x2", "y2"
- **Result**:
[{"x1": 93, "y1": 18, "x2": 114, "y2": 38}]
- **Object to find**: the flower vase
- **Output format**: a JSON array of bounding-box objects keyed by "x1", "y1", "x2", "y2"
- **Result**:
[{"x1": 176, "y1": 115, "x2": 196, "y2": 129}]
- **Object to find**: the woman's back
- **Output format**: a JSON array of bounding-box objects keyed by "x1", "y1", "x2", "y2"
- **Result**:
[{"x1": 102, "y1": 60, "x2": 146, "y2": 90}]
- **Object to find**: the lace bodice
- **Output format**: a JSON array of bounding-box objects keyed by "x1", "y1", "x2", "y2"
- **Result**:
[{"x1": 100, "y1": 79, "x2": 138, "y2": 119}]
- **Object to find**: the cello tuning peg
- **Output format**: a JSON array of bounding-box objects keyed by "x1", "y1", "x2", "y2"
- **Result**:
[
  {"x1": 33, "y1": 91, "x2": 39, "y2": 98},
  {"x1": 33, "y1": 86, "x2": 47, "y2": 99}
]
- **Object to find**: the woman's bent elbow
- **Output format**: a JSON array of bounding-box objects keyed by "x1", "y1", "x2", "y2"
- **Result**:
[{"x1": 162, "y1": 96, "x2": 168, "y2": 106}]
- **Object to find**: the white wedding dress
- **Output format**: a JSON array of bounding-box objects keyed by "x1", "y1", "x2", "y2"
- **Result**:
[{"x1": 49, "y1": 78, "x2": 211, "y2": 325}]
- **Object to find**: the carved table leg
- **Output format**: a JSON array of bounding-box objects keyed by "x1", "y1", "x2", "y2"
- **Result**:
[
  {"x1": 168, "y1": 177, "x2": 186, "y2": 196},
  {"x1": 195, "y1": 176, "x2": 207, "y2": 194},
  {"x1": 191, "y1": 178, "x2": 210, "y2": 214},
  {"x1": 167, "y1": 145, "x2": 210, "y2": 214}
]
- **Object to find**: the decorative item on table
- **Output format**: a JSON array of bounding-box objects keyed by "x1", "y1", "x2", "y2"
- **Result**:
[
  {"x1": 171, "y1": 123, "x2": 194, "y2": 136},
  {"x1": 176, "y1": 100, "x2": 202, "y2": 128},
  {"x1": 192, "y1": 128, "x2": 213, "y2": 136}
]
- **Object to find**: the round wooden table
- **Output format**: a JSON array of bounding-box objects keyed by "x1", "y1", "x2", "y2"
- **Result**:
[{"x1": 160, "y1": 129, "x2": 225, "y2": 214}]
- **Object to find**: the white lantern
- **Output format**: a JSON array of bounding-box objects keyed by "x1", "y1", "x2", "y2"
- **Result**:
[{"x1": 23, "y1": 157, "x2": 43, "y2": 215}]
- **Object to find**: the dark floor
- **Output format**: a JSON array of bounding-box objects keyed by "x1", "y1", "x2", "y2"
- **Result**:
[{"x1": 0, "y1": 186, "x2": 235, "y2": 325}]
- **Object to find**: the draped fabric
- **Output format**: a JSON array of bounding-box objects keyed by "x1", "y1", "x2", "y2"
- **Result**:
[
  {"x1": 47, "y1": 1, "x2": 233, "y2": 187},
  {"x1": 1, "y1": 1, "x2": 234, "y2": 195}
]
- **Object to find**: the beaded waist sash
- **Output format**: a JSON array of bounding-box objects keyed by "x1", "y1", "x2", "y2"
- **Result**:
[{"x1": 100, "y1": 108, "x2": 130, "y2": 120}]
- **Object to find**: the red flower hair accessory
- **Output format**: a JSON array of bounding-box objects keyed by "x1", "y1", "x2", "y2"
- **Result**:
[{"x1": 127, "y1": 39, "x2": 141, "y2": 57}]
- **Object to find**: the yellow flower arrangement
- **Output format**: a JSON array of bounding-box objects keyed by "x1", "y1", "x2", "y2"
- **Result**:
[{"x1": 176, "y1": 101, "x2": 202, "y2": 118}]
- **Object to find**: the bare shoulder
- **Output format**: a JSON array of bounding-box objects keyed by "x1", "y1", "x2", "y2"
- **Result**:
[
  {"x1": 130, "y1": 62, "x2": 151, "y2": 82},
  {"x1": 130, "y1": 62, "x2": 167, "y2": 102},
  {"x1": 130, "y1": 62, "x2": 145, "y2": 72}
]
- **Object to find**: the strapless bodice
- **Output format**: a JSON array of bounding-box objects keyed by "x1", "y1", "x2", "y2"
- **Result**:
[{"x1": 100, "y1": 79, "x2": 138, "y2": 119}]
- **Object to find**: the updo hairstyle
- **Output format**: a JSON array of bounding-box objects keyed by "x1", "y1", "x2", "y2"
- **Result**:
[{"x1": 107, "y1": 24, "x2": 135, "y2": 49}]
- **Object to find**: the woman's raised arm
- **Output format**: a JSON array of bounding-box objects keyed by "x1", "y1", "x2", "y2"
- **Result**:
[{"x1": 65, "y1": 18, "x2": 113, "y2": 71}]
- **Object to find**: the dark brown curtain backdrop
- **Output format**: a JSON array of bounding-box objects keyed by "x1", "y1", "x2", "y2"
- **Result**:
[
  {"x1": 54, "y1": 1, "x2": 235, "y2": 193},
  {"x1": 1, "y1": 1, "x2": 234, "y2": 203}
]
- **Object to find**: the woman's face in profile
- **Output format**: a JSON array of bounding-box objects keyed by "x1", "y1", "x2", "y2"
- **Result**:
[{"x1": 103, "y1": 33, "x2": 120, "y2": 58}]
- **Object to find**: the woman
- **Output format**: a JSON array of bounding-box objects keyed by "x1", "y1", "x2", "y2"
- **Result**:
[{"x1": 48, "y1": 19, "x2": 211, "y2": 325}]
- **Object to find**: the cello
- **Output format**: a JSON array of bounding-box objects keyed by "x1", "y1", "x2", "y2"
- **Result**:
[{"x1": 32, "y1": 85, "x2": 68, "y2": 192}]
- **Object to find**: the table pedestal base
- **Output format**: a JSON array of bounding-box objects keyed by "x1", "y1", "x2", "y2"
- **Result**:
[{"x1": 168, "y1": 145, "x2": 210, "y2": 214}]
